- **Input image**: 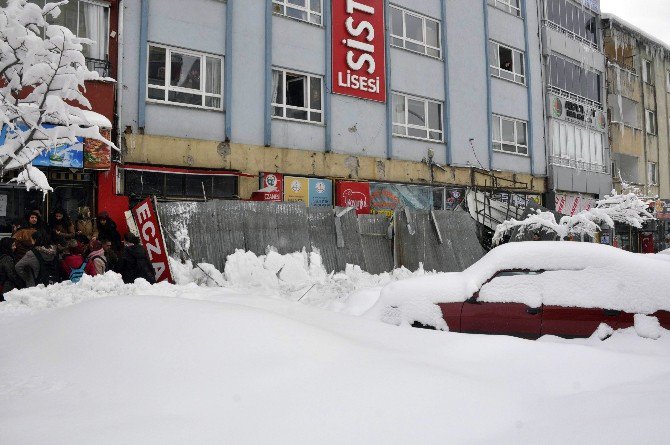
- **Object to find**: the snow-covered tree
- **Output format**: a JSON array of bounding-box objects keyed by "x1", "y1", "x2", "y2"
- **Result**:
[
  {"x1": 0, "y1": 0, "x2": 113, "y2": 193},
  {"x1": 492, "y1": 190, "x2": 655, "y2": 244}
]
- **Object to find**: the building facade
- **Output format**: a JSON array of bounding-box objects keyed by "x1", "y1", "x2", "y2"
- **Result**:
[
  {"x1": 539, "y1": 0, "x2": 612, "y2": 216},
  {"x1": 104, "y1": 0, "x2": 549, "y2": 228}
]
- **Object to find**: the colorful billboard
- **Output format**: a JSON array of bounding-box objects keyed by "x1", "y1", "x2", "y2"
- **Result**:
[
  {"x1": 284, "y1": 176, "x2": 333, "y2": 208},
  {"x1": 32, "y1": 137, "x2": 85, "y2": 168},
  {"x1": 369, "y1": 183, "x2": 433, "y2": 217},
  {"x1": 336, "y1": 181, "x2": 371, "y2": 214},
  {"x1": 331, "y1": 0, "x2": 386, "y2": 103},
  {"x1": 83, "y1": 129, "x2": 112, "y2": 170}
]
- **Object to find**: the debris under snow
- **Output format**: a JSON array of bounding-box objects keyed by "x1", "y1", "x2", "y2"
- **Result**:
[{"x1": 634, "y1": 314, "x2": 663, "y2": 340}]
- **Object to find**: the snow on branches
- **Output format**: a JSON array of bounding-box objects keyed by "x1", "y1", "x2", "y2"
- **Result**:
[
  {"x1": 493, "y1": 190, "x2": 655, "y2": 244},
  {"x1": 0, "y1": 0, "x2": 114, "y2": 193}
]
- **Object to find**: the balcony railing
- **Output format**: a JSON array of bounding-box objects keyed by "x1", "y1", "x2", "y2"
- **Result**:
[{"x1": 85, "y1": 57, "x2": 111, "y2": 78}]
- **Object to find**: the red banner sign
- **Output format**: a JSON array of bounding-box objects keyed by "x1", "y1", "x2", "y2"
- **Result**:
[
  {"x1": 336, "y1": 181, "x2": 371, "y2": 214},
  {"x1": 332, "y1": 0, "x2": 386, "y2": 102},
  {"x1": 253, "y1": 173, "x2": 283, "y2": 202},
  {"x1": 131, "y1": 197, "x2": 173, "y2": 283}
]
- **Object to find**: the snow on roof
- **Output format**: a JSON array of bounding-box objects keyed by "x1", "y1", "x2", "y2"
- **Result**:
[
  {"x1": 368, "y1": 242, "x2": 670, "y2": 328},
  {"x1": 75, "y1": 109, "x2": 112, "y2": 128},
  {"x1": 601, "y1": 13, "x2": 670, "y2": 54}
]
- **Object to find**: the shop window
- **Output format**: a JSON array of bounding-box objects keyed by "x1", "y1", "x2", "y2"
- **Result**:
[
  {"x1": 493, "y1": 115, "x2": 527, "y2": 155},
  {"x1": 272, "y1": 0, "x2": 322, "y2": 26},
  {"x1": 646, "y1": 109, "x2": 656, "y2": 135},
  {"x1": 642, "y1": 60, "x2": 653, "y2": 84},
  {"x1": 123, "y1": 170, "x2": 238, "y2": 200},
  {"x1": 272, "y1": 69, "x2": 323, "y2": 124},
  {"x1": 489, "y1": 41, "x2": 525, "y2": 85},
  {"x1": 392, "y1": 93, "x2": 443, "y2": 141},
  {"x1": 544, "y1": 0, "x2": 598, "y2": 47},
  {"x1": 42, "y1": 0, "x2": 110, "y2": 75},
  {"x1": 648, "y1": 162, "x2": 658, "y2": 185},
  {"x1": 548, "y1": 55, "x2": 601, "y2": 105},
  {"x1": 488, "y1": 0, "x2": 521, "y2": 17},
  {"x1": 147, "y1": 44, "x2": 223, "y2": 110},
  {"x1": 390, "y1": 5, "x2": 441, "y2": 58}
]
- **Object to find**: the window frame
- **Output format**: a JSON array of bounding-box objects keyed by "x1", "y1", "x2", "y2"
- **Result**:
[
  {"x1": 648, "y1": 162, "x2": 658, "y2": 185},
  {"x1": 543, "y1": 0, "x2": 598, "y2": 48},
  {"x1": 488, "y1": 0, "x2": 522, "y2": 17},
  {"x1": 642, "y1": 59, "x2": 654, "y2": 85},
  {"x1": 548, "y1": 54, "x2": 602, "y2": 107},
  {"x1": 272, "y1": 0, "x2": 323, "y2": 26},
  {"x1": 645, "y1": 109, "x2": 657, "y2": 135},
  {"x1": 271, "y1": 67, "x2": 324, "y2": 125},
  {"x1": 392, "y1": 92, "x2": 444, "y2": 142},
  {"x1": 146, "y1": 43, "x2": 224, "y2": 111},
  {"x1": 389, "y1": 5, "x2": 442, "y2": 59},
  {"x1": 489, "y1": 40, "x2": 526, "y2": 85},
  {"x1": 492, "y1": 114, "x2": 528, "y2": 156},
  {"x1": 122, "y1": 170, "x2": 239, "y2": 201},
  {"x1": 666, "y1": 70, "x2": 670, "y2": 92}
]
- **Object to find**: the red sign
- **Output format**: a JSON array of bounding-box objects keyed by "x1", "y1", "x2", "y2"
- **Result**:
[
  {"x1": 332, "y1": 0, "x2": 386, "y2": 102},
  {"x1": 336, "y1": 181, "x2": 371, "y2": 214},
  {"x1": 131, "y1": 197, "x2": 174, "y2": 283},
  {"x1": 254, "y1": 172, "x2": 283, "y2": 202}
]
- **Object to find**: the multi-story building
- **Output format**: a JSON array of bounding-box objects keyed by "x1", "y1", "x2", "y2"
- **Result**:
[
  {"x1": 602, "y1": 14, "x2": 670, "y2": 252},
  {"x1": 539, "y1": 0, "x2": 611, "y2": 216},
  {"x1": 103, "y1": 0, "x2": 549, "y2": 229},
  {"x1": 0, "y1": 0, "x2": 119, "y2": 234}
]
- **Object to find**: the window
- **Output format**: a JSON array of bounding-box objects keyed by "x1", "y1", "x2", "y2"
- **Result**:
[
  {"x1": 390, "y1": 6, "x2": 441, "y2": 58},
  {"x1": 488, "y1": 0, "x2": 521, "y2": 17},
  {"x1": 645, "y1": 109, "x2": 656, "y2": 135},
  {"x1": 548, "y1": 55, "x2": 601, "y2": 104},
  {"x1": 489, "y1": 41, "x2": 525, "y2": 84},
  {"x1": 392, "y1": 93, "x2": 443, "y2": 141},
  {"x1": 545, "y1": 0, "x2": 598, "y2": 47},
  {"x1": 123, "y1": 170, "x2": 238, "y2": 200},
  {"x1": 44, "y1": 0, "x2": 110, "y2": 74},
  {"x1": 493, "y1": 115, "x2": 527, "y2": 155},
  {"x1": 272, "y1": 69, "x2": 323, "y2": 123},
  {"x1": 550, "y1": 120, "x2": 605, "y2": 172},
  {"x1": 648, "y1": 162, "x2": 658, "y2": 185},
  {"x1": 609, "y1": 95, "x2": 639, "y2": 128},
  {"x1": 642, "y1": 60, "x2": 653, "y2": 84},
  {"x1": 147, "y1": 45, "x2": 223, "y2": 110},
  {"x1": 272, "y1": 0, "x2": 322, "y2": 25}
]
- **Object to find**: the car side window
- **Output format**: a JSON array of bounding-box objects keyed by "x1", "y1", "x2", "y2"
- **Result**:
[{"x1": 495, "y1": 270, "x2": 543, "y2": 278}]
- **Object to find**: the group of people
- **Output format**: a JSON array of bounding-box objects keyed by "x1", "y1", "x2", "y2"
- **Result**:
[{"x1": 0, "y1": 207, "x2": 156, "y2": 301}]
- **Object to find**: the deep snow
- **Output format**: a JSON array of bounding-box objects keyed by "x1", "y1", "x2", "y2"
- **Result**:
[{"x1": 1, "y1": 249, "x2": 669, "y2": 444}]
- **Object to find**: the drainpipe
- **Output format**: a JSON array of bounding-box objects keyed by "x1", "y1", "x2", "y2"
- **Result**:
[
  {"x1": 224, "y1": 0, "x2": 234, "y2": 141},
  {"x1": 482, "y1": 0, "x2": 493, "y2": 171},
  {"x1": 521, "y1": 0, "x2": 535, "y2": 176},
  {"x1": 137, "y1": 0, "x2": 148, "y2": 131},
  {"x1": 324, "y1": 0, "x2": 332, "y2": 153},
  {"x1": 263, "y1": 0, "x2": 273, "y2": 147},
  {"x1": 384, "y1": 1, "x2": 392, "y2": 160},
  {"x1": 440, "y1": 0, "x2": 452, "y2": 165},
  {"x1": 116, "y1": 0, "x2": 124, "y2": 151}
]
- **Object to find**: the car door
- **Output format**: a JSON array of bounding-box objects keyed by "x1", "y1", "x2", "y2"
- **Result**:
[
  {"x1": 541, "y1": 306, "x2": 610, "y2": 338},
  {"x1": 460, "y1": 271, "x2": 543, "y2": 339}
]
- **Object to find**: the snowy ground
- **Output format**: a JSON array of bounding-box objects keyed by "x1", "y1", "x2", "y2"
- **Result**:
[{"x1": 1, "y1": 250, "x2": 669, "y2": 444}]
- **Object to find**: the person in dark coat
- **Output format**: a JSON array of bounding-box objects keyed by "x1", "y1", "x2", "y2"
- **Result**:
[
  {"x1": 12, "y1": 211, "x2": 44, "y2": 262},
  {"x1": 96, "y1": 211, "x2": 121, "y2": 250},
  {"x1": 49, "y1": 208, "x2": 75, "y2": 244},
  {"x1": 118, "y1": 233, "x2": 156, "y2": 284},
  {"x1": 99, "y1": 238, "x2": 119, "y2": 273},
  {"x1": 15, "y1": 232, "x2": 59, "y2": 287},
  {"x1": 0, "y1": 238, "x2": 24, "y2": 300}
]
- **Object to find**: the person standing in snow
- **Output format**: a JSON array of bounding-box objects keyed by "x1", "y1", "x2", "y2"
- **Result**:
[
  {"x1": 75, "y1": 206, "x2": 98, "y2": 240},
  {"x1": 0, "y1": 238, "x2": 24, "y2": 300},
  {"x1": 86, "y1": 239, "x2": 107, "y2": 276},
  {"x1": 96, "y1": 211, "x2": 121, "y2": 250},
  {"x1": 118, "y1": 233, "x2": 155, "y2": 284},
  {"x1": 15, "y1": 232, "x2": 60, "y2": 287}
]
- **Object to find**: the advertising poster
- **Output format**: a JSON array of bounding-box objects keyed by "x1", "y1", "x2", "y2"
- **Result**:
[
  {"x1": 331, "y1": 0, "x2": 386, "y2": 102},
  {"x1": 653, "y1": 200, "x2": 670, "y2": 220},
  {"x1": 131, "y1": 197, "x2": 174, "y2": 283},
  {"x1": 370, "y1": 183, "x2": 433, "y2": 217},
  {"x1": 32, "y1": 137, "x2": 85, "y2": 168},
  {"x1": 309, "y1": 178, "x2": 333, "y2": 208},
  {"x1": 444, "y1": 188, "x2": 465, "y2": 211},
  {"x1": 336, "y1": 181, "x2": 371, "y2": 214},
  {"x1": 284, "y1": 176, "x2": 310, "y2": 204},
  {"x1": 84, "y1": 129, "x2": 112, "y2": 170},
  {"x1": 254, "y1": 172, "x2": 284, "y2": 202}
]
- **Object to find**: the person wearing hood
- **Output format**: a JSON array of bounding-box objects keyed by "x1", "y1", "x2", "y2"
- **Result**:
[
  {"x1": 49, "y1": 208, "x2": 75, "y2": 243},
  {"x1": 87, "y1": 239, "x2": 107, "y2": 275},
  {"x1": 118, "y1": 233, "x2": 155, "y2": 284},
  {"x1": 75, "y1": 206, "x2": 98, "y2": 240},
  {"x1": 16, "y1": 232, "x2": 60, "y2": 287},
  {"x1": 96, "y1": 211, "x2": 121, "y2": 250},
  {"x1": 0, "y1": 238, "x2": 24, "y2": 300},
  {"x1": 12, "y1": 211, "x2": 44, "y2": 262},
  {"x1": 60, "y1": 240, "x2": 98, "y2": 280}
]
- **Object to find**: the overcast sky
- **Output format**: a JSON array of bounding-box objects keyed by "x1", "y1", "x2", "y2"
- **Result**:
[{"x1": 600, "y1": 0, "x2": 670, "y2": 46}]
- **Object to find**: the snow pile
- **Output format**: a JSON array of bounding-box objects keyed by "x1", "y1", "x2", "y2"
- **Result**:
[
  {"x1": 592, "y1": 323, "x2": 614, "y2": 341},
  {"x1": 635, "y1": 314, "x2": 663, "y2": 340},
  {"x1": 369, "y1": 242, "x2": 670, "y2": 328}
]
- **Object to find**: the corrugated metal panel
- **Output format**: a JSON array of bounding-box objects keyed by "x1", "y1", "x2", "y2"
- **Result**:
[
  {"x1": 358, "y1": 215, "x2": 394, "y2": 274},
  {"x1": 334, "y1": 207, "x2": 366, "y2": 272},
  {"x1": 307, "y1": 207, "x2": 339, "y2": 273}
]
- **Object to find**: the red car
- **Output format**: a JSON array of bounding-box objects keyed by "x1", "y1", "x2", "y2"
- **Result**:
[{"x1": 376, "y1": 242, "x2": 670, "y2": 339}]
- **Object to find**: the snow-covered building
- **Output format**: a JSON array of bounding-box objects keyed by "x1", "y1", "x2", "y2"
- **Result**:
[
  {"x1": 105, "y1": 0, "x2": 549, "y2": 227},
  {"x1": 540, "y1": 0, "x2": 612, "y2": 216}
]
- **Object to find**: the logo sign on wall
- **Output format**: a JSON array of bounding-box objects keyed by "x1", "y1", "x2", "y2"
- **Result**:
[
  {"x1": 284, "y1": 176, "x2": 333, "y2": 208},
  {"x1": 332, "y1": 0, "x2": 386, "y2": 102},
  {"x1": 336, "y1": 181, "x2": 371, "y2": 214},
  {"x1": 255, "y1": 172, "x2": 284, "y2": 202}
]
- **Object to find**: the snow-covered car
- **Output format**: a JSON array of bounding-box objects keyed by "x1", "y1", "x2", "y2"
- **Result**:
[{"x1": 369, "y1": 242, "x2": 670, "y2": 339}]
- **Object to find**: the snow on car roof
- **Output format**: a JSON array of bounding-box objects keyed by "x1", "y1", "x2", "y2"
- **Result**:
[{"x1": 367, "y1": 242, "x2": 670, "y2": 328}]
